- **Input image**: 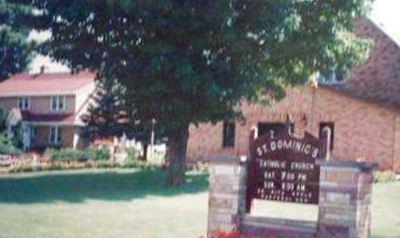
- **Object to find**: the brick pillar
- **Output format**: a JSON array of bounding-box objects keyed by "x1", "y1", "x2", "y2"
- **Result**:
[
  {"x1": 207, "y1": 155, "x2": 247, "y2": 236},
  {"x1": 317, "y1": 161, "x2": 375, "y2": 238}
]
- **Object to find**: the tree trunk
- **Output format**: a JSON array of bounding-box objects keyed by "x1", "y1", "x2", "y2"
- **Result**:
[
  {"x1": 165, "y1": 124, "x2": 189, "y2": 187},
  {"x1": 142, "y1": 143, "x2": 148, "y2": 161}
]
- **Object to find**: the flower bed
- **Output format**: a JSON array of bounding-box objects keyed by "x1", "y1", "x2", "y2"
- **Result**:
[{"x1": 0, "y1": 147, "x2": 153, "y2": 174}]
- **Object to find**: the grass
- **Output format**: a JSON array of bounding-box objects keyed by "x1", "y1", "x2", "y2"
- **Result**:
[
  {"x1": 0, "y1": 169, "x2": 399, "y2": 238},
  {"x1": 371, "y1": 182, "x2": 400, "y2": 238},
  {"x1": 0, "y1": 169, "x2": 209, "y2": 238}
]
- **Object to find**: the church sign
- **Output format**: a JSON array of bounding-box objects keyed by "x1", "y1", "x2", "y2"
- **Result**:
[{"x1": 246, "y1": 131, "x2": 325, "y2": 210}]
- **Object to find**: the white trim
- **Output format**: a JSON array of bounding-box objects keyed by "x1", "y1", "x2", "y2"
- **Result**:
[
  {"x1": 49, "y1": 125, "x2": 62, "y2": 144},
  {"x1": 50, "y1": 95, "x2": 67, "y2": 112},
  {"x1": 74, "y1": 82, "x2": 96, "y2": 96},
  {"x1": 18, "y1": 96, "x2": 30, "y2": 110},
  {"x1": 61, "y1": 95, "x2": 66, "y2": 110},
  {"x1": 73, "y1": 128, "x2": 80, "y2": 149}
]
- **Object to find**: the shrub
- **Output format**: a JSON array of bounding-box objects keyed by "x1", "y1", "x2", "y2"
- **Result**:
[
  {"x1": 0, "y1": 142, "x2": 21, "y2": 155},
  {"x1": 48, "y1": 148, "x2": 88, "y2": 161},
  {"x1": 95, "y1": 160, "x2": 114, "y2": 168},
  {"x1": 123, "y1": 147, "x2": 147, "y2": 168},
  {"x1": 125, "y1": 147, "x2": 140, "y2": 161},
  {"x1": 47, "y1": 147, "x2": 111, "y2": 162},
  {"x1": 86, "y1": 147, "x2": 110, "y2": 161},
  {"x1": 0, "y1": 133, "x2": 22, "y2": 155}
]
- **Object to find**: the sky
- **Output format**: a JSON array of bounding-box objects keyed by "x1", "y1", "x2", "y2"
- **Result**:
[
  {"x1": 369, "y1": 0, "x2": 400, "y2": 44},
  {"x1": 28, "y1": 0, "x2": 400, "y2": 73}
]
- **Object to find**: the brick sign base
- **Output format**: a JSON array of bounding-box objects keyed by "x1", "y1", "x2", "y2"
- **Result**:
[{"x1": 207, "y1": 155, "x2": 374, "y2": 238}]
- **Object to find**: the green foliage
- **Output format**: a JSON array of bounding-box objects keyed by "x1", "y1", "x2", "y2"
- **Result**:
[
  {"x1": 125, "y1": 147, "x2": 140, "y2": 162},
  {"x1": 47, "y1": 147, "x2": 110, "y2": 162},
  {"x1": 0, "y1": 0, "x2": 34, "y2": 81},
  {"x1": 123, "y1": 147, "x2": 145, "y2": 168},
  {"x1": 11, "y1": 122, "x2": 23, "y2": 149},
  {"x1": 0, "y1": 108, "x2": 22, "y2": 154},
  {"x1": 47, "y1": 148, "x2": 87, "y2": 162},
  {"x1": 0, "y1": 108, "x2": 22, "y2": 153},
  {"x1": 81, "y1": 77, "x2": 135, "y2": 140},
  {"x1": 0, "y1": 133, "x2": 21, "y2": 155},
  {"x1": 10, "y1": 0, "x2": 373, "y2": 185},
  {"x1": 0, "y1": 108, "x2": 6, "y2": 132},
  {"x1": 9, "y1": 0, "x2": 372, "y2": 130},
  {"x1": 88, "y1": 147, "x2": 110, "y2": 161}
]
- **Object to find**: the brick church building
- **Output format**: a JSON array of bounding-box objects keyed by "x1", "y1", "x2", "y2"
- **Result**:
[{"x1": 187, "y1": 19, "x2": 400, "y2": 172}]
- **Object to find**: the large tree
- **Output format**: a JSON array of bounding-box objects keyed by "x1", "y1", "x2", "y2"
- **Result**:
[
  {"x1": 81, "y1": 76, "x2": 132, "y2": 140},
  {"x1": 10, "y1": 0, "x2": 371, "y2": 186},
  {"x1": 81, "y1": 76, "x2": 156, "y2": 160},
  {"x1": 0, "y1": 0, "x2": 34, "y2": 81}
]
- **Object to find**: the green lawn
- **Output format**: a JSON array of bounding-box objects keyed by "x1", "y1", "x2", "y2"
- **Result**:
[
  {"x1": 0, "y1": 169, "x2": 209, "y2": 238},
  {"x1": 0, "y1": 169, "x2": 399, "y2": 238},
  {"x1": 371, "y1": 182, "x2": 400, "y2": 238}
]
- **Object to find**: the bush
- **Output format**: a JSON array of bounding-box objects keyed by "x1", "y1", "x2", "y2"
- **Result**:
[
  {"x1": 47, "y1": 148, "x2": 88, "y2": 161},
  {"x1": 125, "y1": 147, "x2": 140, "y2": 161},
  {"x1": 121, "y1": 147, "x2": 143, "y2": 168},
  {"x1": 0, "y1": 134, "x2": 21, "y2": 155},
  {"x1": 373, "y1": 171, "x2": 396, "y2": 183},
  {"x1": 86, "y1": 147, "x2": 110, "y2": 161},
  {"x1": 47, "y1": 147, "x2": 110, "y2": 162},
  {"x1": 0, "y1": 142, "x2": 21, "y2": 155}
]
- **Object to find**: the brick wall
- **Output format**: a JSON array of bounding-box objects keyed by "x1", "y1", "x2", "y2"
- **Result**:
[
  {"x1": 317, "y1": 162, "x2": 374, "y2": 238},
  {"x1": 188, "y1": 19, "x2": 400, "y2": 172},
  {"x1": 207, "y1": 156, "x2": 375, "y2": 238},
  {"x1": 312, "y1": 87, "x2": 396, "y2": 170},
  {"x1": 207, "y1": 156, "x2": 246, "y2": 234},
  {"x1": 187, "y1": 86, "x2": 400, "y2": 171},
  {"x1": 188, "y1": 87, "x2": 314, "y2": 162}
]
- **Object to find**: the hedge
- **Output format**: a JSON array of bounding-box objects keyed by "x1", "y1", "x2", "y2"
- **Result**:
[{"x1": 47, "y1": 147, "x2": 110, "y2": 161}]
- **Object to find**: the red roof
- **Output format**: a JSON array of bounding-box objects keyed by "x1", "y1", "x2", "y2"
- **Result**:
[
  {"x1": 0, "y1": 71, "x2": 95, "y2": 97},
  {"x1": 326, "y1": 19, "x2": 400, "y2": 108}
]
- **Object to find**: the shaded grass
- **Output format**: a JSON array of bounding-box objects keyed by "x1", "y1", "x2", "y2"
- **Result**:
[
  {"x1": 0, "y1": 170, "x2": 399, "y2": 238},
  {"x1": 0, "y1": 169, "x2": 209, "y2": 238},
  {"x1": 0, "y1": 168, "x2": 208, "y2": 204}
]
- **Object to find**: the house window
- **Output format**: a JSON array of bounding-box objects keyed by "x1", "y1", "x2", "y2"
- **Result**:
[
  {"x1": 49, "y1": 126, "x2": 62, "y2": 144},
  {"x1": 258, "y1": 122, "x2": 294, "y2": 137},
  {"x1": 18, "y1": 97, "x2": 30, "y2": 110},
  {"x1": 319, "y1": 122, "x2": 334, "y2": 150},
  {"x1": 222, "y1": 122, "x2": 235, "y2": 147},
  {"x1": 50, "y1": 95, "x2": 66, "y2": 111}
]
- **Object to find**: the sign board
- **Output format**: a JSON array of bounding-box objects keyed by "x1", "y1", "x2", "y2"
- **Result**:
[{"x1": 246, "y1": 131, "x2": 325, "y2": 211}]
